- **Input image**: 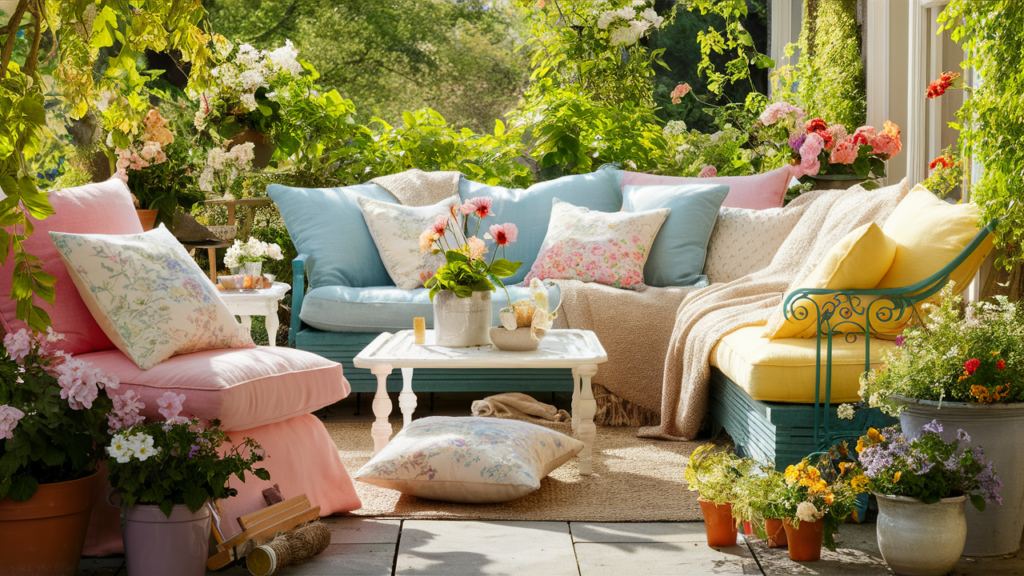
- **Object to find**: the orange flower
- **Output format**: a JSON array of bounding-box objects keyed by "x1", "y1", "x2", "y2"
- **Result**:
[{"x1": 894, "y1": 471, "x2": 902, "y2": 483}]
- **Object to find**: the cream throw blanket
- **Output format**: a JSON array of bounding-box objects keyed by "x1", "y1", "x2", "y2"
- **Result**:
[
  {"x1": 471, "y1": 392, "x2": 571, "y2": 422},
  {"x1": 371, "y1": 169, "x2": 462, "y2": 206},
  {"x1": 639, "y1": 179, "x2": 910, "y2": 441}
]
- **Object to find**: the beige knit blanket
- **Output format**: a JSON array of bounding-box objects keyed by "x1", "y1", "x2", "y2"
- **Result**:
[
  {"x1": 371, "y1": 169, "x2": 462, "y2": 206},
  {"x1": 639, "y1": 179, "x2": 910, "y2": 441},
  {"x1": 471, "y1": 392, "x2": 571, "y2": 422}
]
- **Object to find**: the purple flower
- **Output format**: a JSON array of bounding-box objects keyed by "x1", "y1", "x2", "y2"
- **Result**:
[
  {"x1": 978, "y1": 461, "x2": 1003, "y2": 505},
  {"x1": 957, "y1": 429, "x2": 971, "y2": 443},
  {"x1": 895, "y1": 335, "x2": 906, "y2": 347},
  {"x1": 188, "y1": 444, "x2": 201, "y2": 458},
  {"x1": 789, "y1": 134, "x2": 807, "y2": 154},
  {"x1": 921, "y1": 420, "x2": 944, "y2": 434}
]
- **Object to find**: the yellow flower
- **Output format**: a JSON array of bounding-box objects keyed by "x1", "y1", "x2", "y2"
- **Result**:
[
  {"x1": 894, "y1": 471, "x2": 902, "y2": 483},
  {"x1": 850, "y1": 474, "x2": 870, "y2": 493},
  {"x1": 823, "y1": 491, "x2": 836, "y2": 504},
  {"x1": 856, "y1": 438, "x2": 866, "y2": 453},
  {"x1": 867, "y1": 428, "x2": 885, "y2": 443}
]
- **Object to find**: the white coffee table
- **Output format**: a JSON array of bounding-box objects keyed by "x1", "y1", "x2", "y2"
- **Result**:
[
  {"x1": 353, "y1": 329, "x2": 608, "y2": 475},
  {"x1": 219, "y1": 282, "x2": 291, "y2": 347}
]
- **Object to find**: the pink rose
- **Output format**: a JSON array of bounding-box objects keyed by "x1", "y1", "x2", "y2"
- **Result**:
[{"x1": 698, "y1": 165, "x2": 717, "y2": 178}]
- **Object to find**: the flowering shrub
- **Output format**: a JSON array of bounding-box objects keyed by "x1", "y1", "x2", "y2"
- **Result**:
[
  {"x1": 683, "y1": 443, "x2": 755, "y2": 506},
  {"x1": 198, "y1": 141, "x2": 255, "y2": 199},
  {"x1": 922, "y1": 145, "x2": 964, "y2": 199},
  {"x1": 779, "y1": 448, "x2": 868, "y2": 550},
  {"x1": 223, "y1": 237, "x2": 285, "y2": 270},
  {"x1": 421, "y1": 197, "x2": 521, "y2": 302},
  {"x1": 0, "y1": 329, "x2": 125, "y2": 500},
  {"x1": 106, "y1": 393, "x2": 269, "y2": 517},
  {"x1": 857, "y1": 422, "x2": 1000, "y2": 511},
  {"x1": 857, "y1": 285, "x2": 1024, "y2": 416}
]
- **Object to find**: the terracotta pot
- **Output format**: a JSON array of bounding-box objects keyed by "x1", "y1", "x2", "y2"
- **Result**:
[
  {"x1": 230, "y1": 129, "x2": 275, "y2": 170},
  {"x1": 783, "y1": 518, "x2": 823, "y2": 561},
  {"x1": 0, "y1": 472, "x2": 99, "y2": 576},
  {"x1": 698, "y1": 498, "x2": 737, "y2": 547},
  {"x1": 765, "y1": 518, "x2": 788, "y2": 548},
  {"x1": 123, "y1": 503, "x2": 212, "y2": 576},
  {"x1": 136, "y1": 209, "x2": 158, "y2": 231},
  {"x1": 742, "y1": 520, "x2": 753, "y2": 535}
]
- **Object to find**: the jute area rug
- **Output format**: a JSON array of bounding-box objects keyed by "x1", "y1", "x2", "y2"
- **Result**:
[{"x1": 327, "y1": 416, "x2": 703, "y2": 522}]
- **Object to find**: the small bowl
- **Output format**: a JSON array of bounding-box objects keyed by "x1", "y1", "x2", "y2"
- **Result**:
[
  {"x1": 489, "y1": 327, "x2": 546, "y2": 352},
  {"x1": 218, "y1": 275, "x2": 238, "y2": 290}
]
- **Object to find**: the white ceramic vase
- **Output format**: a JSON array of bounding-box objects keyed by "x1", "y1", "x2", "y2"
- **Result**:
[
  {"x1": 875, "y1": 493, "x2": 966, "y2": 576},
  {"x1": 432, "y1": 290, "x2": 492, "y2": 347}
]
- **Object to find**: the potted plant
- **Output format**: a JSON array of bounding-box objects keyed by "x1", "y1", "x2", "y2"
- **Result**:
[
  {"x1": 856, "y1": 285, "x2": 1024, "y2": 555},
  {"x1": 421, "y1": 197, "x2": 522, "y2": 347},
  {"x1": 0, "y1": 329, "x2": 122, "y2": 576},
  {"x1": 224, "y1": 237, "x2": 286, "y2": 276},
  {"x1": 733, "y1": 463, "x2": 789, "y2": 548},
  {"x1": 107, "y1": 392, "x2": 269, "y2": 576},
  {"x1": 857, "y1": 422, "x2": 1000, "y2": 576},
  {"x1": 778, "y1": 451, "x2": 867, "y2": 561},
  {"x1": 683, "y1": 444, "x2": 754, "y2": 548}
]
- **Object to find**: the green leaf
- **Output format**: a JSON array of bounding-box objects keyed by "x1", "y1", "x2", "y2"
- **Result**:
[
  {"x1": 445, "y1": 250, "x2": 468, "y2": 264},
  {"x1": 9, "y1": 475, "x2": 38, "y2": 501},
  {"x1": 487, "y1": 259, "x2": 522, "y2": 278},
  {"x1": 159, "y1": 499, "x2": 174, "y2": 518},
  {"x1": 90, "y1": 7, "x2": 118, "y2": 50},
  {"x1": 184, "y1": 484, "x2": 208, "y2": 513},
  {"x1": 970, "y1": 494, "x2": 986, "y2": 512}
]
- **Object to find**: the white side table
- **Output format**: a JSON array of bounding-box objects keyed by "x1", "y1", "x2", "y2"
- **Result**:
[
  {"x1": 219, "y1": 283, "x2": 291, "y2": 347},
  {"x1": 353, "y1": 329, "x2": 608, "y2": 475}
]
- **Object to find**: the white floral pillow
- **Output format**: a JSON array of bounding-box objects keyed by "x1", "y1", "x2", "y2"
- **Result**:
[
  {"x1": 357, "y1": 195, "x2": 461, "y2": 289},
  {"x1": 354, "y1": 416, "x2": 584, "y2": 503},
  {"x1": 703, "y1": 206, "x2": 806, "y2": 284},
  {"x1": 523, "y1": 198, "x2": 669, "y2": 290},
  {"x1": 50, "y1": 225, "x2": 252, "y2": 370}
]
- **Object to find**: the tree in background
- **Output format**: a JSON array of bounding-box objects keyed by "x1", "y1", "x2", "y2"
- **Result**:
[{"x1": 203, "y1": 0, "x2": 529, "y2": 133}]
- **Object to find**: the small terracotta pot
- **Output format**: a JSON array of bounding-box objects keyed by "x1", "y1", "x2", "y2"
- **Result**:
[
  {"x1": 136, "y1": 209, "x2": 158, "y2": 231},
  {"x1": 742, "y1": 520, "x2": 754, "y2": 535},
  {"x1": 0, "y1": 472, "x2": 99, "y2": 576},
  {"x1": 765, "y1": 518, "x2": 788, "y2": 548},
  {"x1": 783, "y1": 518, "x2": 824, "y2": 561},
  {"x1": 698, "y1": 498, "x2": 737, "y2": 547}
]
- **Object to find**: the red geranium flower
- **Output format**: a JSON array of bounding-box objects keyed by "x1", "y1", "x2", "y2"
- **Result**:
[
  {"x1": 929, "y1": 156, "x2": 953, "y2": 171},
  {"x1": 998, "y1": 359, "x2": 1006, "y2": 371},
  {"x1": 965, "y1": 358, "x2": 981, "y2": 375},
  {"x1": 926, "y1": 71, "x2": 960, "y2": 99}
]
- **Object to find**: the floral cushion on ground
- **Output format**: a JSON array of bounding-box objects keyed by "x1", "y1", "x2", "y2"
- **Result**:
[
  {"x1": 357, "y1": 195, "x2": 461, "y2": 289},
  {"x1": 354, "y1": 416, "x2": 584, "y2": 503},
  {"x1": 523, "y1": 198, "x2": 669, "y2": 290},
  {"x1": 703, "y1": 205, "x2": 807, "y2": 284},
  {"x1": 49, "y1": 225, "x2": 253, "y2": 370}
]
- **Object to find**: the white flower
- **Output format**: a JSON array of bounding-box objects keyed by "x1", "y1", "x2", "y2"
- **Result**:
[
  {"x1": 597, "y1": 10, "x2": 617, "y2": 29},
  {"x1": 610, "y1": 25, "x2": 640, "y2": 46},
  {"x1": 238, "y1": 69, "x2": 265, "y2": 91},
  {"x1": 837, "y1": 403, "x2": 856, "y2": 420},
  {"x1": 615, "y1": 7, "x2": 636, "y2": 20},
  {"x1": 641, "y1": 8, "x2": 664, "y2": 28},
  {"x1": 128, "y1": 433, "x2": 158, "y2": 462},
  {"x1": 267, "y1": 243, "x2": 284, "y2": 260},
  {"x1": 796, "y1": 501, "x2": 821, "y2": 523},
  {"x1": 207, "y1": 147, "x2": 227, "y2": 170},
  {"x1": 267, "y1": 39, "x2": 303, "y2": 76},
  {"x1": 198, "y1": 167, "x2": 215, "y2": 193},
  {"x1": 235, "y1": 43, "x2": 263, "y2": 68},
  {"x1": 228, "y1": 142, "x2": 255, "y2": 169},
  {"x1": 193, "y1": 110, "x2": 208, "y2": 131},
  {"x1": 632, "y1": 0, "x2": 647, "y2": 6},
  {"x1": 239, "y1": 93, "x2": 258, "y2": 111},
  {"x1": 663, "y1": 120, "x2": 687, "y2": 135},
  {"x1": 107, "y1": 433, "x2": 134, "y2": 464}
]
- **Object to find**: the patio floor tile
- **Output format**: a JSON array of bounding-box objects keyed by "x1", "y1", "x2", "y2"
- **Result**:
[
  {"x1": 208, "y1": 543, "x2": 395, "y2": 576},
  {"x1": 575, "y1": 541, "x2": 761, "y2": 576},
  {"x1": 326, "y1": 516, "x2": 402, "y2": 544},
  {"x1": 751, "y1": 523, "x2": 892, "y2": 575},
  {"x1": 571, "y1": 521, "x2": 709, "y2": 543},
  {"x1": 396, "y1": 520, "x2": 579, "y2": 576}
]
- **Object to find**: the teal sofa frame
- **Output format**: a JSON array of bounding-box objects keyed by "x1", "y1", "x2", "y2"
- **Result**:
[
  {"x1": 288, "y1": 254, "x2": 574, "y2": 395},
  {"x1": 710, "y1": 221, "x2": 996, "y2": 469}
]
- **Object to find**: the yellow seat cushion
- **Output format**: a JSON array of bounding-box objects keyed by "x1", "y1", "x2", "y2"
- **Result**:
[
  {"x1": 711, "y1": 325, "x2": 897, "y2": 403},
  {"x1": 766, "y1": 222, "x2": 897, "y2": 339}
]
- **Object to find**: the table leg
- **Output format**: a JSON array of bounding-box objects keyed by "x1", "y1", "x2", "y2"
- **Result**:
[
  {"x1": 370, "y1": 364, "x2": 394, "y2": 455},
  {"x1": 399, "y1": 368, "x2": 417, "y2": 427},
  {"x1": 571, "y1": 367, "x2": 581, "y2": 435},
  {"x1": 265, "y1": 307, "x2": 279, "y2": 348},
  {"x1": 576, "y1": 363, "x2": 599, "y2": 476},
  {"x1": 239, "y1": 315, "x2": 252, "y2": 341},
  {"x1": 207, "y1": 248, "x2": 217, "y2": 284}
]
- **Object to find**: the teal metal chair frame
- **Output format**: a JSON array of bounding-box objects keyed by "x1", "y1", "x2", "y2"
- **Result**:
[{"x1": 780, "y1": 220, "x2": 997, "y2": 453}]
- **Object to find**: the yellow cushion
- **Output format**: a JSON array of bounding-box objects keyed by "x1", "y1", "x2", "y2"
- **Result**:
[
  {"x1": 878, "y1": 184, "x2": 993, "y2": 291},
  {"x1": 766, "y1": 222, "x2": 897, "y2": 339},
  {"x1": 711, "y1": 325, "x2": 897, "y2": 403}
]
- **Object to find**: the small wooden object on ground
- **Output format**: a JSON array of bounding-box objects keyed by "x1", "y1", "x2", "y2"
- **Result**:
[
  {"x1": 206, "y1": 494, "x2": 321, "y2": 571},
  {"x1": 245, "y1": 522, "x2": 331, "y2": 576}
]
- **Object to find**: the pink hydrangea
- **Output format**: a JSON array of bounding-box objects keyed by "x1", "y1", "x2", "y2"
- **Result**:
[
  {"x1": 828, "y1": 124, "x2": 848, "y2": 143},
  {"x1": 800, "y1": 132, "x2": 825, "y2": 160},
  {"x1": 0, "y1": 405, "x2": 25, "y2": 440},
  {"x1": 853, "y1": 125, "x2": 877, "y2": 140},
  {"x1": 485, "y1": 223, "x2": 518, "y2": 246},
  {"x1": 4, "y1": 329, "x2": 34, "y2": 362},
  {"x1": 670, "y1": 83, "x2": 691, "y2": 105},
  {"x1": 869, "y1": 133, "x2": 901, "y2": 159},
  {"x1": 107, "y1": 390, "x2": 146, "y2": 433},
  {"x1": 698, "y1": 165, "x2": 717, "y2": 178},
  {"x1": 759, "y1": 101, "x2": 806, "y2": 126},
  {"x1": 830, "y1": 137, "x2": 859, "y2": 165},
  {"x1": 157, "y1": 392, "x2": 186, "y2": 421}
]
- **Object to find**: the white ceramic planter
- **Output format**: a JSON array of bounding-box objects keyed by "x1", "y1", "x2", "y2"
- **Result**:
[
  {"x1": 123, "y1": 503, "x2": 212, "y2": 576},
  {"x1": 894, "y1": 396, "x2": 1024, "y2": 556},
  {"x1": 432, "y1": 290, "x2": 492, "y2": 347},
  {"x1": 875, "y1": 493, "x2": 966, "y2": 576}
]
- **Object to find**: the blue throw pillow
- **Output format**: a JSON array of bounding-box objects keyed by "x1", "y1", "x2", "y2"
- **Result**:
[
  {"x1": 459, "y1": 169, "x2": 624, "y2": 284},
  {"x1": 623, "y1": 183, "x2": 730, "y2": 287},
  {"x1": 268, "y1": 182, "x2": 398, "y2": 288}
]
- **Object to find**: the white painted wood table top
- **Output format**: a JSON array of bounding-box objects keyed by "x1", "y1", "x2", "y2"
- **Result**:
[
  {"x1": 353, "y1": 329, "x2": 608, "y2": 475},
  {"x1": 218, "y1": 282, "x2": 290, "y2": 347}
]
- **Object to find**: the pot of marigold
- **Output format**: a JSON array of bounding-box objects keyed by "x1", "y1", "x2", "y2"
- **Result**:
[
  {"x1": 106, "y1": 397, "x2": 269, "y2": 576},
  {"x1": 856, "y1": 288, "x2": 1023, "y2": 555},
  {"x1": 856, "y1": 422, "x2": 999, "y2": 575},
  {"x1": 684, "y1": 444, "x2": 755, "y2": 547},
  {"x1": 0, "y1": 329, "x2": 122, "y2": 576}
]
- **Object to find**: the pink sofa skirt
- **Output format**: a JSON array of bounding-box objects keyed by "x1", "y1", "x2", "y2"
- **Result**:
[{"x1": 83, "y1": 413, "x2": 361, "y2": 556}]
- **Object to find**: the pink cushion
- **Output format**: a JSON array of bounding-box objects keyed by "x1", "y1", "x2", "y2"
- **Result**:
[
  {"x1": 78, "y1": 346, "x2": 350, "y2": 431},
  {"x1": 84, "y1": 413, "x2": 362, "y2": 555},
  {"x1": 621, "y1": 165, "x2": 796, "y2": 210},
  {"x1": 0, "y1": 178, "x2": 142, "y2": 354}
]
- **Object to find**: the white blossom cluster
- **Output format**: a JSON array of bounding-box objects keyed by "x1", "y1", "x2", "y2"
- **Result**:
[
  {"x1": 224, "y1": 237, "x2": 285, "y2": 270},
  {"x1": 597, "y1": 1, "x2": 665, "y2": 46},
  {"x1": 198, "y1": 142, "x2": 255, "y2": 196},
  {"x1": 107, "y1": 432, "x2": 160, "y2": 464}
]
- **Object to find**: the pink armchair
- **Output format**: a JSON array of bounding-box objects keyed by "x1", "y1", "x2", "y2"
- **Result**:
[{"x1": 0, "y1": 179, "x2": 361, "y2": 555}]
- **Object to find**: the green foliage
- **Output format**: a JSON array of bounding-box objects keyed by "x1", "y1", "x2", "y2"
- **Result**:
[
  {"x1": 731, "y1": 461, "x2": 787, "y2": 529},
  {"x1": 683, "y1": 443, "x2": 754, "y2": 505},
  {"x1": 939, "y1": 1, "x2": 1024, "y2": 268},
  {"x1": 865, "y1": 285, "x2": 1024, "y2": 412},
  {"x1": 0, "y1": 331, "x2": 114, "y2": 500},
  {"x1": 107, "y1": 418, "x2": 269, "y2": 516}
]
